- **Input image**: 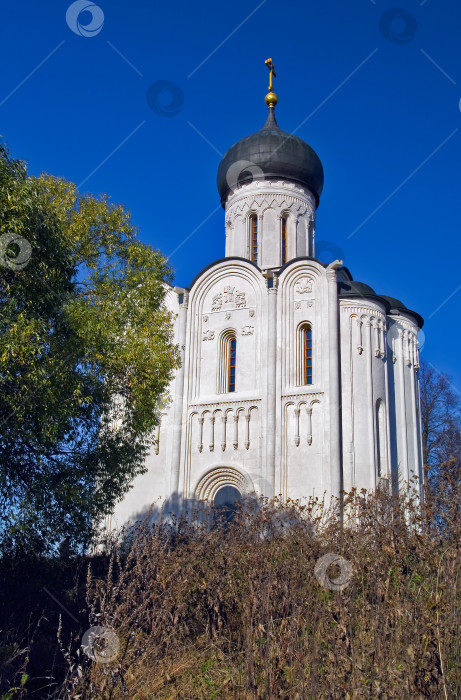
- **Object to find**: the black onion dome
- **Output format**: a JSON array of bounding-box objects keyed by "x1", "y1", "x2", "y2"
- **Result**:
[
  {"x1": 338, "y1": 280, "x2": 377, "y2": 297},
  {"x1": 379, "y1": 295, "x2": 407, "y2": 310},
  {"x1": 217, "y1": 107, "x2": 324, "y2": 208}
]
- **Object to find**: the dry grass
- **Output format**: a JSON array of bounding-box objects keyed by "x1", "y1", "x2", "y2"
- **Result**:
[{"x1": 57, "y1": 471, "x2": 461, "y2": 700}]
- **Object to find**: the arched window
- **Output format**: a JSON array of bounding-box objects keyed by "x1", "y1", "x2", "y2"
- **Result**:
[
  {"x1": 249, "y1": 214, "x2": 258, "y2": 264},
  {"x1": 229, "y1": 337, "x2": 237, "y2": 392},
  {"x1": 218, "y1": 330, "x2": 237, "y2": 393},
  {"x1": 376, "y1": 399, "x2": 387, "y2": 478},
  {"x1": 281, "y1": 215, "x2": 288, "y2": 265},
  {"x1": 297, "y1": 323, "x2": 313, "y2": 386},
  {"x1": 303, "y1": 327, "x2": 313, "y2": 385}
]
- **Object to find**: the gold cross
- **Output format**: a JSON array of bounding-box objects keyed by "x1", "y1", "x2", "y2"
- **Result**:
[{"x1": 265, "y1": 58, "x2": 277, "y2": 92}]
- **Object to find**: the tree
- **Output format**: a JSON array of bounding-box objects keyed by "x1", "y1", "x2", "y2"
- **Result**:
[
  {"x1": 419, "y1": 359, "x2": 461, "y2": 530},
  {"x1": 419, "y1": 359, "x2": 461, "y2": 473},
  {"x1": 0, "y1": 141, "x2": 180, "y2": 554}
]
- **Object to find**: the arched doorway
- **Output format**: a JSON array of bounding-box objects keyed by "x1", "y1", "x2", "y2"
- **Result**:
[
  {"x1": 194, "y1": 466, "x2": 253, "y2": 503},
  {"x1": 213, "y1": 485, "x2": 241, "y2": 523}
]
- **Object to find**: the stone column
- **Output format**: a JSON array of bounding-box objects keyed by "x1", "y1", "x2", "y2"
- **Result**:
[
  {"x1": 265, "y1": 274, "x2": 278, "y2": 496},
  {"x1": 245, "y1": 412, "x2": 250, "y2": 450},
  {"x1": 382, "y1": 321, "x2": 393, "y2": 481},
  {"x1": 197, "y1": 416, "x2": 204, "y2": 453},
  {"x1": 307, "y1": 407, "x2": 313, "y2": 446},
  {"x1": 326, "y1": 262, "x2": 342, "y2": 500},
  {"x1": 294, "y1": 407, "x2": 300, "y2": 447},
  {"x1": 209, "y1": 415, "x2": 215, "y2": 452},
  {"x1": 364, "y1": 317, "x2": 376, "y2": 488},
  {"x1": 409, "y1": 339, "x2": 420, "y2": 491},
  {"x1": 309, "y1": 219, "x2": 315, "y2": 257},
  {"x1": 233, "y1": 413, "x2": 239, "y2": 450},
  {"x1": 397, "y1": 328, "x2": 409, "y2": 485},
  {"x1": 414, "y1": 368, "x2": 425, "y2": 504},
  {"x1": 221, "y1": 414, "x2": 227, "y2": 452},
  {"x1": 170, "y1": 289, "x2": 189, "y2": 498}
]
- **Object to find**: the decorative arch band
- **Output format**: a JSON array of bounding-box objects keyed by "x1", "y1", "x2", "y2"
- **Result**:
[{"x1": 194, "y1": 466, "x2": 254, "y2": 502}]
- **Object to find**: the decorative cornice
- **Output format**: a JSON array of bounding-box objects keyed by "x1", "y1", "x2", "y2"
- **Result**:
[
  {"x1": 226, "y1": 178, "x2": 313, "y2": 203},
  {"x1": 227, "y1": 194, "x2": 312, "y2": 220},
  {"x1": 189, "y1": 398, "x2": 261, "y2": 410},
  {"x1": 282, "y1": 391, "x2": 323, "y2": 401},
  {"x1": 387, "y1": 316, "x2": 420, "y2": 332},
  {"x1": 340, "y1": 304, "x2": 386, "y2": 320}
]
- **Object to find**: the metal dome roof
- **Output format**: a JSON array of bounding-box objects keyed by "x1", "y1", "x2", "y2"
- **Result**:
[
  {"x1": 338, "y1": 280, "x2": 377, "y2": 297},
  {"x1": 379, "y1": 295, "x2": 407, "y2": 309},
  {"x1": 216, "y1": 107, "x2": 324, "y2": 208}
]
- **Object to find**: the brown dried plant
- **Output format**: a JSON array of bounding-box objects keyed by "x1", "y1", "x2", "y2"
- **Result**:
[{"x1": 58, "y1": 473, "x2": 461, "y2": 700}]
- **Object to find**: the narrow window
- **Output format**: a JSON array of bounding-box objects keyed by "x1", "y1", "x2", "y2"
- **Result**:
[
  {"x1": 296, "y1": 322, "x2": 313, "y2": 387},
  {"x1": 281, "y1": 215, "x2": 287, "y2": 265},
  {"x1": 250, "y1": 215, "x2": 258, "y2": 264},
  {"x1": 304, "y1": 327, "x2": 313, "y2": 385},
  {"x1": 218, "y1": 330, "x2": 237, "y2": 394},
  {"x1": 228, "y1": 338, "x2": 237, "y2": 392},
  {"x1": 376, "y1": 400, "x2": 387, "y2": 478}
]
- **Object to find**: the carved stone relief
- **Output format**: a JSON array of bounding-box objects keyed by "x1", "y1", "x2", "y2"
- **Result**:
[
  {"x1": 295, "y1": 277, "x2": 314, "y2": 294},
  {"x1": 210, "y1": 287, "x2": 247, "y2": 312},
  {"x1": 211, "y1": 294, "x2": 222, "y2": 311},
  {"x1": 294, "y1": 299, "x2": 314, "y2": 310}
]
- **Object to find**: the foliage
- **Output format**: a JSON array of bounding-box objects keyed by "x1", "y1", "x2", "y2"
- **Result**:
[
  {"x1": 419, "y1": 359, "x2": 461, "y2": 533},
  {"x1": 1, "y1": 477, "x2": 460, "y2": 698},
  {"x1": 38, "y1": 482, "x2": 461, "y2": 699},
  {"x1": 0, "y1": 141, "x2": 180, "y2": 554},
  {"x1": 419, "y1": 358, "x2": 461, "y2": 471}
]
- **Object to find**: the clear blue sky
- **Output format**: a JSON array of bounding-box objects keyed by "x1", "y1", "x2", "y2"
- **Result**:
[{"x1": 2, "y1": 0, "x2": 460, "y2": 389}]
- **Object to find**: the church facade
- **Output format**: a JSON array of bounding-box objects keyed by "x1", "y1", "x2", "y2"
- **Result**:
[{"x1": 113, "y1": 72, "x2": 424, "y2": 525}]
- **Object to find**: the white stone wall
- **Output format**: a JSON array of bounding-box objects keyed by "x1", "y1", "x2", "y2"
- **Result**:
[
  {"x1": 277, "y1": 260, "x2": 336, "y2": 503},
  {"x1": 225, "y1": 180, "x2": 316, "y2": 267},
  {"x1": 177, "y1": 260, "x2": 267, "y2": 500},
  {"x1": 340, "y1": 300, "x2": 391, "y2": 494},
  {"x1": 386, "y1": 314, "x2": 423, "y2": 492},
  {"x1": 111, "y1": 209, "x2": 423, "y2": 527},
  {"x1": 339, "y1": 301, "x2": 423, "y2": 496}
]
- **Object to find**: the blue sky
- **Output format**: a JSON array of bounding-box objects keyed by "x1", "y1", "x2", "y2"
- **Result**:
[{"x1": 1, "y1": 0, "x2": 460, "y2": 389}]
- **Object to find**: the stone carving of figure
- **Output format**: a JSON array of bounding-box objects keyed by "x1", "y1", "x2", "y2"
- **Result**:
[
  {"x1": 224, "y1": 286, "x2": 235, "y2": 303},
  {"x1": 211, "y1": 293, "x2": 223, "y2": 311},
  {"x1": 296, "y1": 278, "x2": 313, "y2": 294},
  {"x1": 235, "y1": 290, "x2": 246, "y2": 308}
]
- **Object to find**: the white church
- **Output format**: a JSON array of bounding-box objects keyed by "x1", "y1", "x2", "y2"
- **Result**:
[{"x1": 113, "y1": 62, "x2": 424, "y2": 525}]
